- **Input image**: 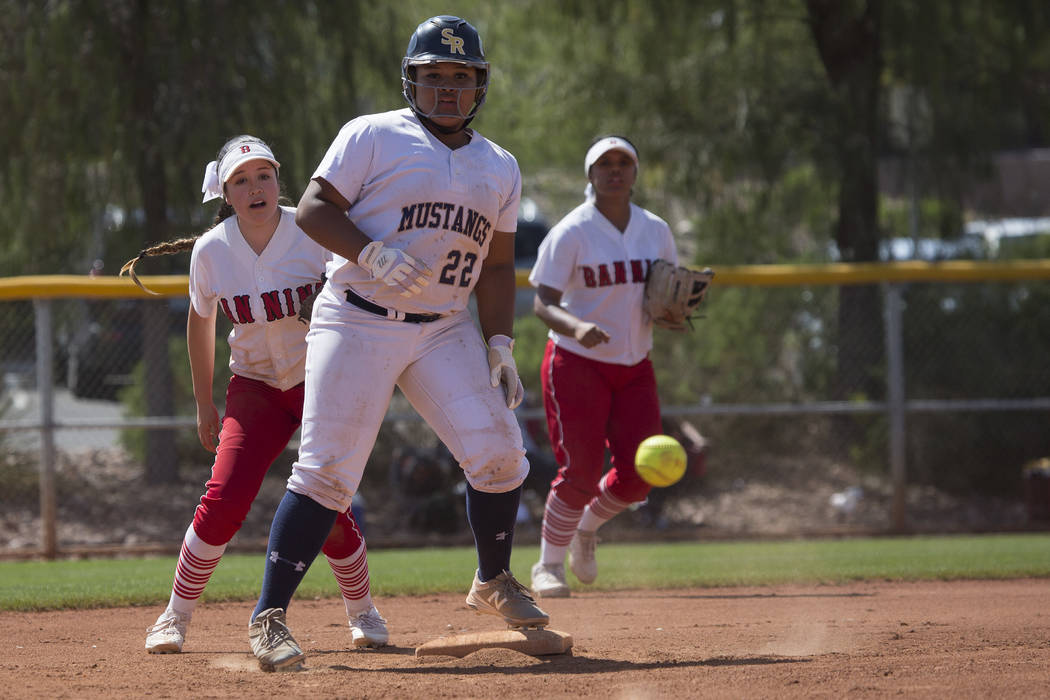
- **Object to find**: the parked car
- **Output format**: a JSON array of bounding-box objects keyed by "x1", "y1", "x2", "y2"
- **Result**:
[
  {"x1": 515, "y1": 197, "x2": 550, "y2": 270},
  {"x1": 515, "y1": 218, "x2": 549, "y2": 270},
  {"x1": 65, "y1": 299, "x2": 187, "y2": 401}
]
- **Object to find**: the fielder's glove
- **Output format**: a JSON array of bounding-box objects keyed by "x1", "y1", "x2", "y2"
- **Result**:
[
  {"x1": 643, "y1": 259, "x2": 714, "y2": 331},
  {"x1": 358, "y1": 240, "x2": 432, "y2": 297},
  {"x1": 297, "y1": 273, "x2": 326, "y2": 326},
  {"x1": 487, "y1": 334, "x2": 524, "y2": 410}
]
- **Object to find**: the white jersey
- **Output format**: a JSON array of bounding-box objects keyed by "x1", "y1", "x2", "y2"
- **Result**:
[
  {"x1": 188, "y1": 206, "x2": 330, "y2": 391},
  {"x1": 313, "y1": 108, "x2": 521, "y2": 315},
  {"x1": 529, "y1": 200, "x2": 677, "y2": 366}
]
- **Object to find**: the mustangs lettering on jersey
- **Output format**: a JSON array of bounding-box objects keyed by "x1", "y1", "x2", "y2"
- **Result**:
[
  {"x1": 397, "y1": 201, "x2": 492, "y2": 248},
  {"x1": 396, "y1": 200, "x2": 496, "y2": 292}
]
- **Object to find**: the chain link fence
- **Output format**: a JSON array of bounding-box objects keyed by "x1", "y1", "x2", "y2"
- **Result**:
[{"x1": 2, "y1": 264, "x2": 1050, "y2": 558}]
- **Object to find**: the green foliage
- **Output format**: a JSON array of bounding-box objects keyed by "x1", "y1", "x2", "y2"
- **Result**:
[
  {"x1": 651, "y1": 282, "x2": 837, "y2": 406},
  {"x1": 879, "y1": 197, "x2": 967, "y2": 247},
  {"x1": 647, "y1": 279, "x2": 845, "y2": 458},
  {"x1": 900, "y1": 280, "x2": 1050, "y2": 494},
  {"x1": 0, "y1": 302, "x2": 36, "y2": 370},
  {"x1": 687, "y1": 160, "x2": 838, "y2": 268},
  {"x1": 4, "y1": 0, "x2": 1050, "y2": 499},
  {"x1": 510, "y1": 313, "x2": 550, "y2": 408},
  {"x1": 0, "y1": 452, "x2": 39, "y2": 508},
  {"x1": 118, "y1": 324, "x2": 232, "y2": 468},
  {"x1": 0, "y1": 1, "x2": 414, "y2": 276},
  {"x1": 3, "y1": 534, "x2": 1049, "y2": 611},
  {"x1": 4, "y1": 0, "x2": 1050, "y2": 274},
  {"x1": 997, "y1": 234, "x2": 1050, "y2": 259}
]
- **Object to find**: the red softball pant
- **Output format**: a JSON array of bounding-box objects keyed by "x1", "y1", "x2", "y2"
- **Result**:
[
  {"x1": 191, "y1": 374, "x2": 362, "y2": 558},
  {"x1": 541, "y1": 341, "x2": 661, "y2": 510}
]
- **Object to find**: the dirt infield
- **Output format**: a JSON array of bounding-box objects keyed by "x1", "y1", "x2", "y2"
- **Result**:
[{"x1": 3, "y1": 579, "x2": 1048, "y2": 698}]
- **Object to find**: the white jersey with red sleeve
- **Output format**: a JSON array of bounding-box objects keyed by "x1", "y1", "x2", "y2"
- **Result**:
[
  {"x1": 529, "y1": 200, "x2": 677, "y2": 366},
  {"x1": 313, "y1": 108, "x2": 521, "y2": 316},
  {"x1": 188, "y1": 206, "x2": 330, "y2": 391}
]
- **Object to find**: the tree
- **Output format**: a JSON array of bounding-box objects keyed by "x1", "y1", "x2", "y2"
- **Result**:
[
  {"x1": 0, "y1": 0, "x2": 399, "y2": 482},
  {"x1": 6, "y1": 0, "x2": 1050, "y2": 484},
  {"x1": 806, "y1": 0, "x2": 884, "y2": 400}
]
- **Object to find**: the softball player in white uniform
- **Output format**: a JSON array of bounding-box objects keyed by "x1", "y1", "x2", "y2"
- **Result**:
[
  {"x1": 528, "y1": 136, "x2": 678, "y2": 598},
  {"x1": 249, "y1": 16, "x2": 547, "y2": 672},
  {"x1": 133, "y1": 136, "x2": 387, "y2": 659}
]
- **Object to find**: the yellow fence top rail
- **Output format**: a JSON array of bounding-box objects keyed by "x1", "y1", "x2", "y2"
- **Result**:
[
  {"x1": 0, "y1": 275, "x2": 188, "y2": 300},
  {"x1": 709, "y1": 260, "x2": 1050, "y2": 285},
  {"x1": 517, "y1": 260, "x2": 1050, "y2": 288},
  {"x1": 2, "y1": 261, "x2": 1050, "y2": 300}
]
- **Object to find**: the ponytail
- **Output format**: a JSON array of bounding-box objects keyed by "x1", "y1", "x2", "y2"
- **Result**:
[
  {"x1": 119, "y1": 236, "x2": 200, "y2": 294},
  {"x1": 121, "y1": 173, "x2": 238, "y2": 294}
]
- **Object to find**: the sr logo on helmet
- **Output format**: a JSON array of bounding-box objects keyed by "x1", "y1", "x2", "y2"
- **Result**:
[
  {"x1": 401, "y1": 15, "x2": 490, "y2": 126},
  {"x1": 441, "y1": 28, "x2": 465, "y2": 55}
]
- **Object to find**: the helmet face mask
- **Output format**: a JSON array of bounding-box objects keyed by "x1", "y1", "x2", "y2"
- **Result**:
[{"x1": 401, "y1": 16, "x2": 489, "y2": 127}]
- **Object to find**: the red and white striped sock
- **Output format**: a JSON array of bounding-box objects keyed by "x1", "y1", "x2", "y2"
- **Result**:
[
  {"x1": 539, "y1": 490, "x2": 584, "y2": 565},
  {"x1": 578, "y1": 478, "x2": 632, "y2": 532},
  {"x1": 167, "y1": 524, "x2": 226, "y2": 615},
  {"x1": 326, "y1": 541, "x2": 373, "y2": 617}
]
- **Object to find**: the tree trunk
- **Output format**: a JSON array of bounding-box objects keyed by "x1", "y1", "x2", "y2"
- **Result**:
[
  {"x1": 807, "y1": 0, "x2": 885, "y2": 401},
  {"x1": 142, "y1": 300, "x2": 176, "y2": 483},
  {"x1": 126, "y1": 0, "x2": 177, "y2": 483}
]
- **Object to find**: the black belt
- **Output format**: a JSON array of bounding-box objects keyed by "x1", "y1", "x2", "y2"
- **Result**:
[{"x1": 344, "y1": 288, "x2": 443, "y2": 323}]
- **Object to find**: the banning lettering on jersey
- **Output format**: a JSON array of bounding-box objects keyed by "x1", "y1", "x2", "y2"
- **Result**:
[
  {"x1": 218, "y1": 280, "x2": 322, "y2": 324},
  {"x1": 579, "y1": 259, "x2": 655, "y2": 287},
  {"x1": 398, "y1": 202, "x2": 491, "y2": 247}
]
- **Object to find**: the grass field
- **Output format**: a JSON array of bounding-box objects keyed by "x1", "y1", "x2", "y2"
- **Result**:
[{"x1": 2, "y1": 533, "x2": 1049, "y2": 612}]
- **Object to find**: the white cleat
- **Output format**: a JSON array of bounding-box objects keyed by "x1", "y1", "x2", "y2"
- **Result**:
[
  {"x1": 568, "y1": 530, "x2": 599, "y2": 584},
  {"x1": 530, "y1": 561, "x2": 571, "y2": 598},
  {"x1": 349, "y1": 604, "x2": 389, "y2": 648},
  {"x1": 145, "y1": 608, "x2": 190, "y2": 654}
]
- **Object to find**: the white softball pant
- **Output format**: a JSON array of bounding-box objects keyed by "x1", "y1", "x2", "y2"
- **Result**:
[{"x1": 287, "y1": 286, "x2": 528, "y2": 513}]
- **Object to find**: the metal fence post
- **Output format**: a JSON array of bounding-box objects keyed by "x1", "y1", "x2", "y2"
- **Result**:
[
  {"x1": 33, "y1": 298, "x2": 58, "y2": 558},
  {"x1": 883, "y1": 283, "x2": 907, "y2": 532}
]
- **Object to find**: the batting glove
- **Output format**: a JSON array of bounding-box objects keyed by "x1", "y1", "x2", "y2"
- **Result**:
[
  {"x1": 487, "y1": 334, "x2": 524, "y2": 410},
  {"x1": 358, "y1": 241, "x2": 432, "y2": 297}
]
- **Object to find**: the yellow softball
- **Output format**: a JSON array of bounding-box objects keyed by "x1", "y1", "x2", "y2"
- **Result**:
[{"x1": 634, "y1": 435, "x2": 688, "y2": 487}]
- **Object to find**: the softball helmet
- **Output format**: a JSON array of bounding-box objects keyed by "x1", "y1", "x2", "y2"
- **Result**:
[{"x1": 401, "y1": 15, "x2": 489, "y2": 126}]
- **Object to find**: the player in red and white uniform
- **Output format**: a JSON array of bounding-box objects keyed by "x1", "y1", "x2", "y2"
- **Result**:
[
  {"x1": 528, "y1": 136, "x2": 678, "y2": 598},
  {"x1": 136, "y1": 135, "x2": 387, "y2": 658},
  {"x1": 248, "y1": 16, "x2": 547, "y2": 671}
]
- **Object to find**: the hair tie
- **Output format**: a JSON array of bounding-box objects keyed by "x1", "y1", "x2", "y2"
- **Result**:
[{"x1": 201, "y1": 160, "x2": 222, "y2": 203}]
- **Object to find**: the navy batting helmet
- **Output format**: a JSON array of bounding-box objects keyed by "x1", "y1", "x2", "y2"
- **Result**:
[{"x1": 401, "y1": 15, "x2": 489, "y2": 125}]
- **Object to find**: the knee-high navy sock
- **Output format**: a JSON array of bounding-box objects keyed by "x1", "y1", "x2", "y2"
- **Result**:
[
  {"x1": 252, "y1": 490, "x2": 338, "y2": 621},
  {"x1": 465, "y1": 483, "x2": 522, "y2": 581}
]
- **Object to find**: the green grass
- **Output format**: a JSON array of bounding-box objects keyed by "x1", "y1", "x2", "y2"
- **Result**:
[{"x1": 2, "y1": 533, "x2": 1049, "y2": 612}]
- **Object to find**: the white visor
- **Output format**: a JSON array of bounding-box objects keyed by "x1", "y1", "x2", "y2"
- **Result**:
[
  {"x1": 584, "y1": 137, "x2": 638, "y2": 175},
  {"x1": 201, "y1": 141, "x2": 281, "y2": 203}
]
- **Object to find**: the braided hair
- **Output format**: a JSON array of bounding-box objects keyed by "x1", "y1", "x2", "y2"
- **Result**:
[
  {"x1": 119, "y1": 236, "x2": 201, "y2": 295},
  {"x1": 120, "y1": 135, "x2": 283, "y2": 294}
]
